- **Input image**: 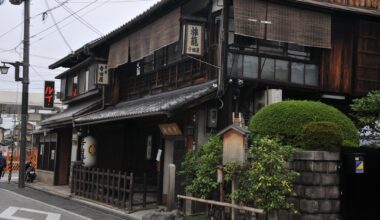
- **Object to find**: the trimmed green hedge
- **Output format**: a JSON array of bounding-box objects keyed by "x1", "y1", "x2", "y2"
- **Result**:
[
  {"x1": 249, "y1": 100, "x2": 359, "y2": 148},
  {"x1": 302, "y1": 121, "x2": 343, "y2": 151}
]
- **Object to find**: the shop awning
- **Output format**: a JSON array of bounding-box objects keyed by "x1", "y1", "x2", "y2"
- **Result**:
[
  {"x1": 74, "y1": 81, "x2": 218, "y2": 125},
  {"x1": 39, "y1": 99, "x2": 102, "y2": 128}
]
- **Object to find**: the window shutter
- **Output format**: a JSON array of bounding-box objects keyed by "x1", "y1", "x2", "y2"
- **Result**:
[
  {"x1": 108, "y1": 37, "x2": 129, "y2": 69},
  {"x1": 234, "y1": 0, "x2": 331, "y2": 48},
  {"x1": 130, "y1": 7, "x2": 180, "y2": 62}
]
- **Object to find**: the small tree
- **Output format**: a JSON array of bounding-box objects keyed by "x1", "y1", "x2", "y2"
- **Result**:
[
  {"x1": 351, "y1": 90, "x2": 380, "y2": 140},
  {"x1": 180, "y1": 135, "x2": 223, "y2": 199},
  {"x1": 224, "y1": 137, "x2": 298, "y2": 211}
]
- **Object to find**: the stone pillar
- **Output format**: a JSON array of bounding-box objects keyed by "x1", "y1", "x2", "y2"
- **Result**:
[{"x1": 290, "y1": 151, "x2": 341, "y2": 220}]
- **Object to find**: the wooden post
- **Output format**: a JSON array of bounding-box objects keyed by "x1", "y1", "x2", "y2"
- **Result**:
[
  {"x1": 157, "y1": 172, "x2": 162, "y2": 205},
  {"x1": 167, "y1": 164, "x2": 176, "y2": 211},
  {"x1": 96, "y1": 168, "x2": 100, "y2": 201},
  {"x1": 106, "y1": 169, "x2": 110, "y2": 204},
  {"x1": 117, "y1": 171, "x2": 122, "y2": 208},
  {"x1": 231, "y1": 178, "x2": 238, "y2": 220},
  {"x1": 129, "y1": 172, "x2": 134, "y2": 211},
  {"x1": 112, "y1": 170, "x2": 116, "y2": 205},
  {"x1": 143, "y1": 173, "x2": 147, "y2": 208},
  {"x1": 123, "y1": 172, "x2": 128, "y2": 208}
]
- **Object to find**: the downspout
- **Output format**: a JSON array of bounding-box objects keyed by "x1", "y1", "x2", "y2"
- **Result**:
[{"x1": 217, "y1": 0, "x2": 229, "y2": 97}]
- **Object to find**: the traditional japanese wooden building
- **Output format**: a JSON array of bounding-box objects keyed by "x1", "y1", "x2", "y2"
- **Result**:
[{"x1": 38, "y1": 0, "x2": 380, "y2": 210}]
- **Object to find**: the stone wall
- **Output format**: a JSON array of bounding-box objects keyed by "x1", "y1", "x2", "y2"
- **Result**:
[{"x1": 292, "y1": 151, "x2": 340, "y2": 220}]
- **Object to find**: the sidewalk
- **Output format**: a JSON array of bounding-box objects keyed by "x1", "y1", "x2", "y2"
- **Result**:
[{"x1": 3, "y1": 173, "x2": 156, "y2": 220}]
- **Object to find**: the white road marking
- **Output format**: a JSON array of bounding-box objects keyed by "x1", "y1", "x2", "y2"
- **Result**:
[
  {"x1": 0, "y1": 189, "x2": 92, "y2": 220},
  {"x1": 0, "y1": 206, "x2": 61, "y2": 220},
  {"x1": 0, "y1": 206, "x2": 32, "y2": 220}
]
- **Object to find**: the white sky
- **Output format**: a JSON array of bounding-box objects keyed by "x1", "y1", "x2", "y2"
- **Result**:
[{"x1": 0, "y1": 0, "x2": 160, "y2": 94}]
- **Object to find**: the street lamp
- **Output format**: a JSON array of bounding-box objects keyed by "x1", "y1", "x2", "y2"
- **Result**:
[
  {"x1": 1, "y1": 62, "x2": 23, "y2": 81},
  {"x1": 0, "y1": 63, "x2": 9, "y2": 74},
  {"x1": 0, "y1": 0, "x2": 30, "y2": 189}
]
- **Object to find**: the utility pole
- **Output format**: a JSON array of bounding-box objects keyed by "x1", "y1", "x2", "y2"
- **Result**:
[
  {"x1": 19, "y1": 0, "x2": 30, "y2": 188},
  {"x1": 3, "y1": 0, "x2": 30, "y2": 188}
]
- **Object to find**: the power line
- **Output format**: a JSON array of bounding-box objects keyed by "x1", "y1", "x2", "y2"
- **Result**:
[
  {"x1": 0, "y1": 1, "x2": 69, "y2": 40},
  {"x1": 30, "y1": 0, "x2": 100, "y2": 40},
  {"x1": 0, "y1": 49, "x2": 59, "y2": 60},
  {"x1": 32, "y1": 0, "x2": 111, "y2": 44},
  {"x1": 56, "y1": 0, "x2": 103, "y2": 36},
  {"x1": 44, "y1": 0, "x2": 74, "y2": 52}
]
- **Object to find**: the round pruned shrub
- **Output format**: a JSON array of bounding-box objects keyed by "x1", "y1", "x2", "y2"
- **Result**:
[
  {"x1": 249, "y1": 100, "x2": 359, "y2": 148},
  {"x1": 301, "y1": 121, "x2": 343, "y2": 151}
]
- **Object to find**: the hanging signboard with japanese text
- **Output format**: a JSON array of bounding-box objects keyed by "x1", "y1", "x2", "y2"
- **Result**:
[
  {"x1": 182, "y1": 24, "x2": 204, "y2": 56},
  {"x1": 44, "y1": 81, "x2": 55, "y2": 108},
  {"x1": 159, "y1": 123, "x2": 182, "y2": 136},
  {"x1": 96, "y1": 64, "x2": 109, "y2": 85}
]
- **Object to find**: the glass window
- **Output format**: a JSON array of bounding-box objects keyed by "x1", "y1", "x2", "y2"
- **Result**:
[
  {"x1": 261, "y1": 58, "x2": 275, "y2": 80},
  {"x1": 305, "y1": 64, "x2": 319, "y2": 86},
  {"x1": 67, "y1": 75, "x2": 73, "y2": 97},
  {"x1": 85, "y1": 70, "x2": 89, "y2": 92},
  {"x1": 155, "y1": 47, "x2": 166, "y2": 69},
  {"x1": 167, "y1": 42, "x2": 181, "y2": 64},
  {"x1": 288, "y1": 44, "x2": 310, "y2": 60},
  {"x1": 72, "y1": 75, "x2": 78, "y2": 97},
  {"x1": 88, "y1": 65, "x2": 96, "y2": 90},
  {"x1": 259, "y1": 40, "x2": 286, "y2": 56},
  {"x1": 60, "y1": 78, "x2": 66, "y2": 99},
  {"x1": 243, "y1": 55, "x2": 258, "y2": 79},
  {"x1": 143, "y1": 54, "x2": 154, "y2": 73},
  {"x1": 275, "y1": 60, "x2": 289, "y2": 82},
  {"x1": 291, "y1": 62, "x2": 304, "y2": 84},
  {"x1": 78, "y1": 71, "x2": 86, "y2": 94},
  {"x1": 227, "y1": 53, "x2": 243, "y2": 76}
]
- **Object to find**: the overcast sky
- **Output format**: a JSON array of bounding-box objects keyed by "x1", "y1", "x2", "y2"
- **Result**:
[{"x1": 0, "y1": 0, "x2": 160, "y2": 94}]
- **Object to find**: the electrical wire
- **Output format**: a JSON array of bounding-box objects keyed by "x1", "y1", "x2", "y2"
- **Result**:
[
  {"x1": 32, "y1": 0, "x2": 111, "y2": 44},
  {"x1": 44, "y1": 0, "x2": 74, "y2": 52},
  {"x1": 0, "y1": 1, "x2": 69, "y2": 40},
  {"x1": 30, "y1": 0, "x2": 100, "y2": 40},
  {"x1": 56, "y1": 0, "x2": 103, "y2": 36}
]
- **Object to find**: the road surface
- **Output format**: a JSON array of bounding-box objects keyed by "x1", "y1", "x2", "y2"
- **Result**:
[{"x1": 0, "y1": 183, "x2": 132, "y2": 220}]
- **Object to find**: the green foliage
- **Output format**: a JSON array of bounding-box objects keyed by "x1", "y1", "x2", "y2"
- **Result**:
[
  {"x1": 224, "y1": 137, "x2": 298, "y2": 211},
  {"x1": 301, "y1": 121, "x2": 343, "y2": 151},
  {"x1": 180, "y1": 135, "x2": 223, "y2": 199},
  {"x1": 249, "y1": 100, "x2": 359, "y2": 147},
  {"x1": 351, "y1": 90, "x2": 380, "y2": 140}
]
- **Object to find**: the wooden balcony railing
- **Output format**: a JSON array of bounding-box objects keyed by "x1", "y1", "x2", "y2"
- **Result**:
[{"x1": 120, "y1": 58, "x2": 217, "y2": 100}]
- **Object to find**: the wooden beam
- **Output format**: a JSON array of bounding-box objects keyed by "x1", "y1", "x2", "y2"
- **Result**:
[{"x1": 177, "y1": 195, "x2": 265, "y2": 215}]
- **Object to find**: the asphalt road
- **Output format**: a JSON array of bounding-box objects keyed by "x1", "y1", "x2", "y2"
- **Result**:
[{"x1": 0, "y1": 183, "x2": 133, "y2": 220}]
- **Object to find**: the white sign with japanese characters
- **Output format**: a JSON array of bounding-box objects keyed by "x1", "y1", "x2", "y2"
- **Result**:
[
  {"x1": 96, "y1": 64, "x2": 109, "y2": 85},
  {"x1": 183, "y1": 24, "x2": 204, "y2": 56}
]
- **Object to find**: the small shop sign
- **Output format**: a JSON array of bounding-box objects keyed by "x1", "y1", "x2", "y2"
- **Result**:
[
  {"x1": 96, "y1": 64, "x2": 109, "y2": 85},
  {"x1": 159, "y1": 123, "x2": 182, "y2": 136},
  {"x1": 182, "y1": 24, "x2": 204, "y2": 56},
  {"x1": 43, "y1": 81, "x2": 55, "y2": 108},
  {"x1": 355, "y1": 156, "x2": 364, "y2": 174}
]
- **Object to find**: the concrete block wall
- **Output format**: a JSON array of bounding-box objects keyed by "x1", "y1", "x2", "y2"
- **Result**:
[{"x1": 268, "y1": 151, "x2": 341, "y2": 220}]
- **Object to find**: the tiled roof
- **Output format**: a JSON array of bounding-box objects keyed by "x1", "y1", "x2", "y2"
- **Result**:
[{"x1": 75, "y1": 81, "x2": 217, "y2": 125}]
